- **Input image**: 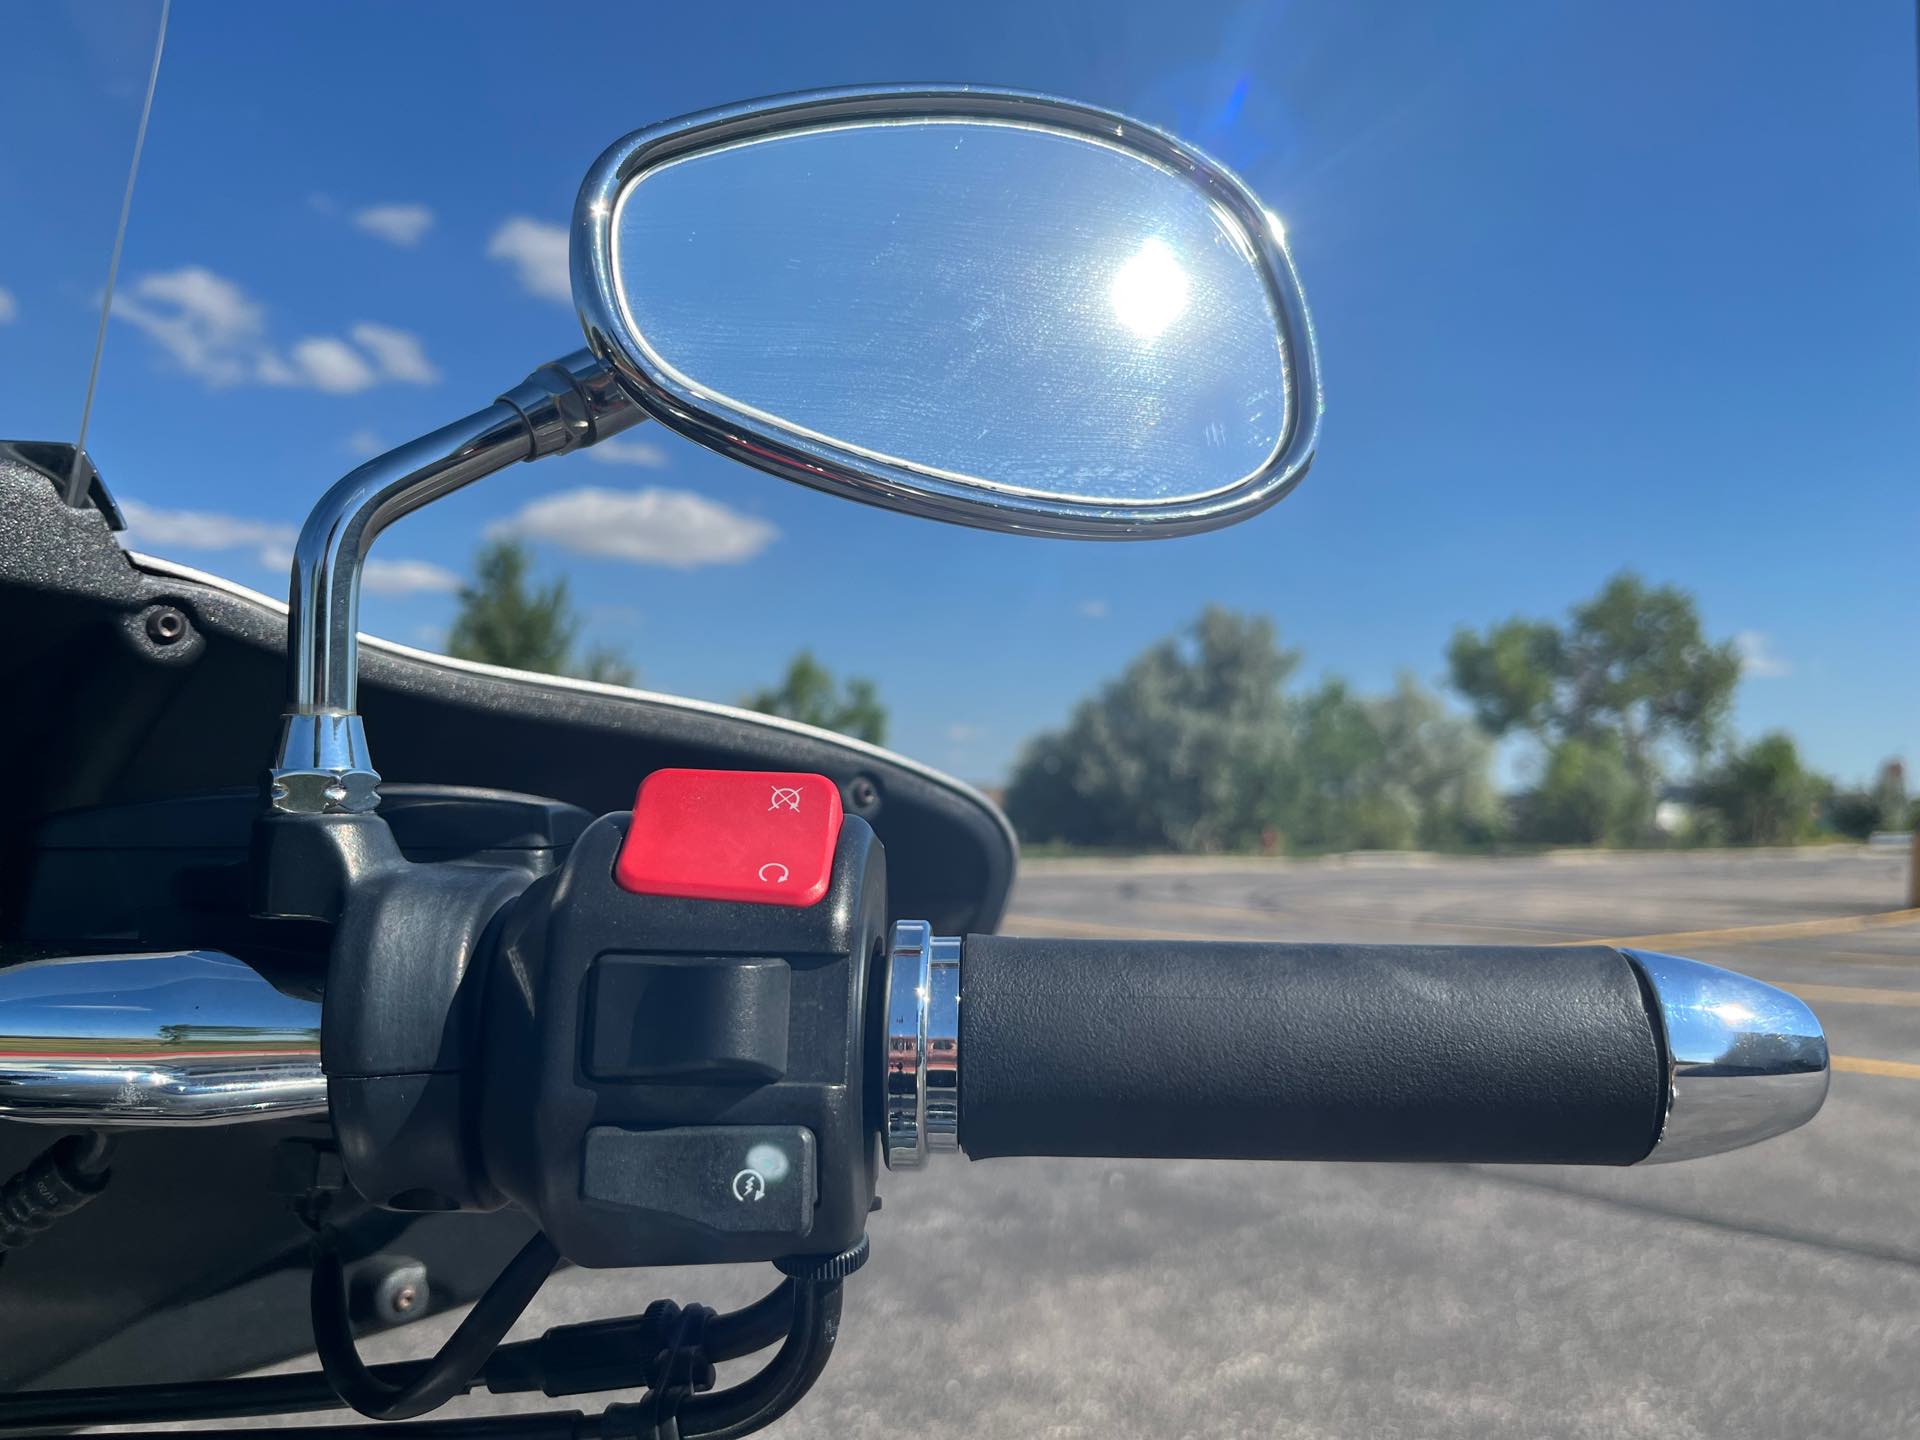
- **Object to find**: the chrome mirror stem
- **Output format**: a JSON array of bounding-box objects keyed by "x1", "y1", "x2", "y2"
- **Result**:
[{"x1": 268, "y1": 349, "x2": 643, "y2": 814}]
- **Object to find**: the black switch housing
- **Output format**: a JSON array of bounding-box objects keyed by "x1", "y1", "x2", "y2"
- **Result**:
[{"x1": 475, "y1": 811, "x2": 885, "y2": 1269}]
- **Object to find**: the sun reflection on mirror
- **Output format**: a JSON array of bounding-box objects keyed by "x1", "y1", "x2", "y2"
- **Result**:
[{"x1": 1109, "y1": 237, "x2": 1190, "y2": 340}]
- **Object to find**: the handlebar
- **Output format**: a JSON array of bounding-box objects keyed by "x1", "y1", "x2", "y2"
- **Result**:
[{"x1": 885, "y1": 932, "x2": 1830, "y2": 1169}]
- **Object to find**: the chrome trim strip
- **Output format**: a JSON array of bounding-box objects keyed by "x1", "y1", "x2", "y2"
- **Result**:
[
  {"x1": 129, "y1": 553, "x2": 1020, "y2": 867},
  {"x1": 574, "y1": 85, "x2": 1322, "y2": 541},
  {"x1": 883, "y1": 920, "x2": 961, "y2": 1169},
  {"x1": 1624, "y1": 948, "x2": 1830, "y2": 1163},
  {"x1": 0, "y1": 951, "x2": 324, "y2": 1126}
]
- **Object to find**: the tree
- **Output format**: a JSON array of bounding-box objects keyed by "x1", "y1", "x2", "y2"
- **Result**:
[
  {"x1": 1449, "y1": 573, "x2": 1741, "y2": 843},
  {"x1": 446, "y1": 539, "x2": 636, "y2": 685},
  {"x1": 1279, "y1": 675, "x2": 1500, "y2": 853},
  {"x1": 1515, "y1": 733, "x2": 1650, "y2": 846},
  {"x1": 1367, "y1": 675, "x2": 1503, "y2": 848},
  {"x1": 1284, "y1": 679, "x2": 1417, "y2": 852},
  {"x1": 744, "y1": 652, "x2": 888, "y2": 744},
  {"x1": 1825, "y1": 759, "x2": 1910, "y2": 839},
  {"x1": 1696, "y1": 733, "x2": 1829, "y2": 846},
  {"x1": 1005, "y1": 607, "x2": 1298, "y2": 851}
]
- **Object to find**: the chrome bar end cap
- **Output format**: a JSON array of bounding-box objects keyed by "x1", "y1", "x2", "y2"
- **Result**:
[{"x1": 1626, "y1": 949, "x2": 1830, "y2": 1164}]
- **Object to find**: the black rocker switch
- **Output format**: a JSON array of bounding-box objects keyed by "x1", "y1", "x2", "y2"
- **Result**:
[
  {"x1": 586, "y1": 955, "x2": 791, "y2": 1082},
  {"x1": 581, "y1": 1126, "x2": 816, "y2": 1237}
]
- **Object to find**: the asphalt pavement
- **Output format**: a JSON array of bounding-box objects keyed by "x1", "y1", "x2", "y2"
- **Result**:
[{"x1": 338, "y1": 846, "x2": 1919, "y2": 1440}]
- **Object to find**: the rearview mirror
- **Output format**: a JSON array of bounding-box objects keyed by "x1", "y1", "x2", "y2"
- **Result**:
[
  {"x1": 574, "y1": 87, "x2": 1320, "y2": 538},
  {"x1": 268, "y1": 87, "x2": 1325, "y2": 812}
]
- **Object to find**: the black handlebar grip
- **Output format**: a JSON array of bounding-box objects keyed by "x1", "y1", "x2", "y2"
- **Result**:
[{"x1": 958, "y1": 938, "x2": 1666, "y2": 1165}]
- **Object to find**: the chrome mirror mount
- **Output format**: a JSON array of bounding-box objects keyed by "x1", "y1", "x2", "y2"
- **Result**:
[{"x1": 267, "y1": 350, "x2": 641, "y2": 814}]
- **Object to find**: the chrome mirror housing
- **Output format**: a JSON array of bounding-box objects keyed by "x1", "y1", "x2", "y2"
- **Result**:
[{"x1": 573, "y1": 86, "x2": 1321, "y2": 539}]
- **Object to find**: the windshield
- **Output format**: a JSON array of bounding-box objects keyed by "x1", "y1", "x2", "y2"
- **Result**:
[{"x1": 2, "y1": 9, "x2": 1916, "y2": 1434}]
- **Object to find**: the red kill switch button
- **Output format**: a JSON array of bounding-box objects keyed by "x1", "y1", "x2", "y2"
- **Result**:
[{"x1": 613, "y1": 769, "x2": 844, "y2": 907}]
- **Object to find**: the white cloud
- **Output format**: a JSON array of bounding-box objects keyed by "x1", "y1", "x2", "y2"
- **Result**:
[
  {"x1": 946, "y1": 722, "x2": 982, "y2": 743},
  {"x1": 353, "y1": 203, "x2": 434, "y2": 247},
  {"x1": 112, "y1": 265, "x2": 438, "y2": 394},
  {"x1": 363, "y1": 557, "x2": 462, "y2": 595},
  {"x1": 120, "y1": 497, "x2": 453, "y2": 590},
  {"x1": 119, "y1": 497, "x2": 294, "y2": 564},
  {"x1": 1077, "y1": 599, "x2": 1110, "y2": 619},
  {"x1": 1735, "y1": 630, "x2": 1791, "y2": 679},
  {"x1": 488, "y1": 216, "x2": 570, "y2": 303},
  {"x1": 286, "y1": 336, "x2": 379, "y2": 393},
  {"x1": 489, "y1": 486, "x2": 776, "y2": 568},
  {"x1": 345, "y1": 428, "x2": 385, "y2": 457},
  {"x1": 351, "y1": 322, "x2": 440, "y2": 383},
  {"x1": 585, "y1": 437, "x2": 671, "y2": 469},
  {"x1": 0, "y1": 287, "x2": 16, "y2": 324}
]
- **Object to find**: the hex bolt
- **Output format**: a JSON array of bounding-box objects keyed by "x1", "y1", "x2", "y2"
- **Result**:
[{"x1": 143, "y1": 606, "x2": 188, "y2": 645}]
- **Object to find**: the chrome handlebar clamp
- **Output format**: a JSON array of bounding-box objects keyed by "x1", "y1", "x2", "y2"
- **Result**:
[{"x1": 882, "y1": 921, "x2": 961, "y2": 1169}]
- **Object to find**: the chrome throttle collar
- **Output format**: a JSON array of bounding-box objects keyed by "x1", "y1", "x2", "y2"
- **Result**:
[{"x1": 883, "y1": 920, "x2": 960, "y2": 1169}]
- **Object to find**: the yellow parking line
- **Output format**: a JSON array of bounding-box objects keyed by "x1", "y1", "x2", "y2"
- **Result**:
[
  {"x1": 1833, "y1": 1055, "x2": 1920, "y2": 1081},
  {"x1": 1781, "y1": 982, "x2": 1920, "y2": 1008},
  {"x1": 1553, "y1": 908, "x2": 1920, "y2": 951}
]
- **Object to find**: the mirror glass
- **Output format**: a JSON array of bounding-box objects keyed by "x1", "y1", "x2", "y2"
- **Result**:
[{"x1": 608, "y1": 118, "x2": 1294, "y2": 508}]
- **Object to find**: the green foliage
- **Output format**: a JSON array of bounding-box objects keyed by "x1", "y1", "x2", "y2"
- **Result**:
[
  {"x1": 1004, "y1": 608, "x2": 1297, "y2": 851},
  {"x1": 1004, "y1": 611, "x2": 1496, "y2": 854},
  {"x1": 743, "y1": 651, "x2": 888, "y2": 745},
  {"x1": 1824, "y1": 760, "x2": 1911, "y2": 839},
  {"x1": 1515, "y1": 734, "x2": 1648, "y2": 846},
  {"x1": 1368, "y1": 675, "x2": 1504, "y2": 848},
  {"x1": 1449, "y1": 572, "x2": 1742, "y2": 845},
  {"x1": 446, "y1": 538, "x2": 637, "y2": 685},
  {"x1": 1696, "y1": 733, "x2": 1829, "y2": 846}
]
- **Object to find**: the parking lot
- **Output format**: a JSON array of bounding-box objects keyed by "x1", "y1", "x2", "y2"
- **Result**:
[{"x1": 358, "y1": 847, "x2": 1920, "y2": 1439}]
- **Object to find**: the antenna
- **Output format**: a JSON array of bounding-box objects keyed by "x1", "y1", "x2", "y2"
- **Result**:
[{"x1": 65, "y1": 0, "x2": 172, "y2": 506}]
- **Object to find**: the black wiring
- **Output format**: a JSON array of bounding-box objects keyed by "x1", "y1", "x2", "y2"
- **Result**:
[{"x1": 310, "y1": 1229, "x2": 559, "y2": 1421}]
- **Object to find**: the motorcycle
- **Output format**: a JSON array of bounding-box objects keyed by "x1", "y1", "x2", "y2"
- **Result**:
[{"x1": 0, "y1": 86, "x2": 1828, "y2": 1437}]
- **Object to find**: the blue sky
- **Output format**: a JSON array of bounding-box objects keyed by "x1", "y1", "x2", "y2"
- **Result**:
[{"x1": 2, "y1": 1, "x2": 1914, "y2": 789}]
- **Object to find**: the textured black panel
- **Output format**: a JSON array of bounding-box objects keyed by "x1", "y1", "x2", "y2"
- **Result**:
[{"x1": 960, "y1": 938, "x2": 1665, "y2": 1165}]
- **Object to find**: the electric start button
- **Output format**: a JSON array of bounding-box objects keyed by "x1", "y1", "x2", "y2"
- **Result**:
[{"x1": 613, "y1": 769, "x2": 843, "y2": 906}]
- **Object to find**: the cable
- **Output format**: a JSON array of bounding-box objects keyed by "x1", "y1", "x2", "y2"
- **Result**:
[
  {"x1": 0, "y1": 1132, "x2": 113, "y2": 1257},
  {"x1": 677, "y1": 1279, "x2": 843, "y2": 1440},
  {"x1": 4, "y1": 1271, "x2": 844, "y2": 1440},
  {"x1": 311, "y1": 1229, "x2": 559, "y2": 1421},
  {"x1": 0, "y1": 1277, "x2": 798, "y2": 1433}
]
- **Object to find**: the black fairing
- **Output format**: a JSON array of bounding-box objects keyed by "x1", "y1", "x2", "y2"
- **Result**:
[{"x1": 0, "y1": 454, "x2": 1016, "y2": 1387}]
